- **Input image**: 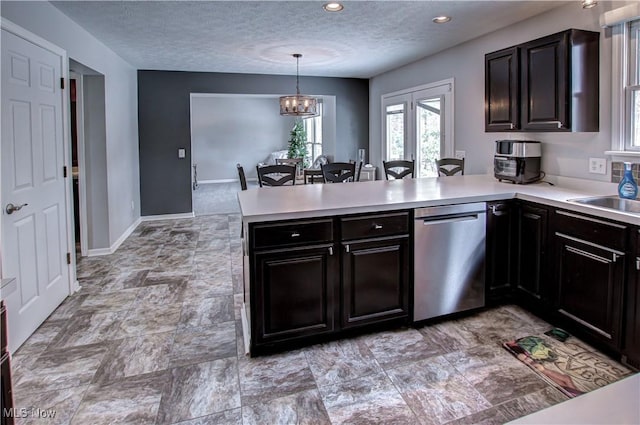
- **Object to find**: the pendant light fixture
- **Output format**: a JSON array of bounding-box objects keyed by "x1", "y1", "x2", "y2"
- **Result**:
[{"x1": 279, "y1": 54, "x2": 318, "y2": 117}]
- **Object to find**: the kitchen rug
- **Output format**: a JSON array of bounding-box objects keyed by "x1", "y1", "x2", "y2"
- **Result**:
[{"x1": 503, "y1": 329, "x2": 634, "y2": 398}]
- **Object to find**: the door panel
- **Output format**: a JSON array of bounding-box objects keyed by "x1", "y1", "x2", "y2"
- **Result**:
[{"x1": 1, "y1": 28, "x2": 70, "y2": 352}]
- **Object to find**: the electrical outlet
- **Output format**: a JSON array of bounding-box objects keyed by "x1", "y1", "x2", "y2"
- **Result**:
[
  {"x1": 455, "y1": 150, "x2": 466, "y2": 159},
  {"x1": 589, "y1": 157, "x2": 607, "y2": 175},
  {"x1": 178, "y1": 148, "x2": 186, "y2": 159}
]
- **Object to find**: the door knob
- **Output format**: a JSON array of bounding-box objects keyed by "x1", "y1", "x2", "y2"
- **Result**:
[{"x1": 5, "y1": 203, "x2": 28, "y2": 215}]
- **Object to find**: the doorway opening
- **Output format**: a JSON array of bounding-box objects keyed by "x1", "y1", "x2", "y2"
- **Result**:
[{"x1": 69, "y1": 59, "x2": 107, "y2": 258}]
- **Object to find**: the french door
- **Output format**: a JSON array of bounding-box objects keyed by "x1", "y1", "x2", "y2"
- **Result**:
[{"x1": 382, "y1": 80, "x2": 454, "y2": 177}]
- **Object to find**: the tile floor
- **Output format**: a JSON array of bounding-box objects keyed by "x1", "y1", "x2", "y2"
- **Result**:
[{"x1": 10, "y1": 214, "x2": 632, "y2": 424}]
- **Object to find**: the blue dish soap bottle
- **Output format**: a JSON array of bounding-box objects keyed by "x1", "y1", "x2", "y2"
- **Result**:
[{"x1": 618, "y1": 162, "x2": 638, "y2": 199}]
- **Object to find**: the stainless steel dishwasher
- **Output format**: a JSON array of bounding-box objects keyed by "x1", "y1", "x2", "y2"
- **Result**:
[{"x1": 414, "y1": 202, "x2": 486, "y2": 322}]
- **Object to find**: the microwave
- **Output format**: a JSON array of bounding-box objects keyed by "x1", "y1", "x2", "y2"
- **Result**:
[{"x1": 494, "y1": 140, "x2": 541, "y2": 184}]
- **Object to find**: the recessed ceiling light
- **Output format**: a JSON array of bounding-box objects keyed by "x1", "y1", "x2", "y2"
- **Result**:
[
  {"x1": 582, "y1": 0, "x2": 597, "y2": 9},
  {"x1": 323, "y1": 2, "x2": 344, "y2": 12},
  {"x1": 432, "y1": 16, "x2": 452, "y2": 24}
]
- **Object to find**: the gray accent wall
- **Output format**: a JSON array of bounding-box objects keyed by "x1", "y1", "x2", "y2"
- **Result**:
[{"x1": 138, "y1": 70, "x2": 368, "y2": 216}]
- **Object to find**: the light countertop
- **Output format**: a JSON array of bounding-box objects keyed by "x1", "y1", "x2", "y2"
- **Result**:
[
  {"x1": 507, "y1": 373, "x2": 640, "y2": 424},
  {"x1": 238, "y1": 174, "x2": 634, "y2": 224}
]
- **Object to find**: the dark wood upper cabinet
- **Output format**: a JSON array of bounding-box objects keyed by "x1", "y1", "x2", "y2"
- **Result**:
[
  {"x1": 485, "y1": 29, "x2": 599, "y2": 133},
  {"x1": 485, "y1": 47, "x2": 519, "y2": 131}
]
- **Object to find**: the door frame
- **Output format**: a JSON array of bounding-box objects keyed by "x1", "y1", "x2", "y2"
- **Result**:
[
  {"x1": 1, "y1": 17, "x2": 77, "y2": 293},
  {"x1": 380, "y1": 78, "x2": 455, "y2": 172},
  {"x1": 69, "y1": 71, "x2": 89, "y2": 258}
]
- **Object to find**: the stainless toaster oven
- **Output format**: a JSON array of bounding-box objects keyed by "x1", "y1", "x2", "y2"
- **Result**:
[{"x1": 494, "y1": 140, "x2": 541, "y2": 184}]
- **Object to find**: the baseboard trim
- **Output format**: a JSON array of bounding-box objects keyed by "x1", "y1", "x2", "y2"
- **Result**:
[
  {"x1": 199, "y1": 179, "x2": 236, "y2": 184},
  {"x1": 86, "y1": 217, "x2": 142, "y2": 257},
  {"x1": 141, "y1": 212, "x2": 195, "y2": 221},
  {"x1": 197, "y1": 178, "x2": 257, "y2": 185}
]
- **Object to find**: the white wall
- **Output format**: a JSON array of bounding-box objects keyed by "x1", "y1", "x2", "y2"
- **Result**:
[
  {"x1": 1, "y1": 1, "x2": 140, "y2": 247},
  {"x1": 191, "y1": 95, "x2": 296, "y2": 180},
  {"x1": 369, "y1": 1, "x2": 633, "y2": 181}
]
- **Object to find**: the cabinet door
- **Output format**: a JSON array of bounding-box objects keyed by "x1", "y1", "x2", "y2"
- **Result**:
[
  {"x1": 516, "y1": 203, "x2": 548, "y2": 306},
  {"x1": 341, "y1": 237, "x2": 409, "y2": 328},
  {"x1": 555, "y1": 234, "x2": 624, "y2": 349},
  {"x1": 486, "y1": 201, "x2": 515, "y2": 302},
  {"x1": 485, "y1": 47, "x2": 519, "y2": 131},
  {"x1": 253, "y1": 245, "x2": 337, "y2": 346},
  {"x1": 520, "y1": 32, "x2": 569, "y2": 131},
  {"x1": 624, "y1": 229, "x2": 640, "y2": 369}
]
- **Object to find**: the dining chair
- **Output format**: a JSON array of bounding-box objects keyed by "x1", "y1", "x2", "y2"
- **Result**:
[
  {"x1": 256, "y1": 164, "x2": 296, "y2": 187},
  {"x1": 321, "y1": 162, "x2": 356, "y2": 183},
  {"x1": 383, "y1": 160, "x2": 415, "y2": 180},
  {"x1": 236, "y1": 163, "x2": 248, "y2": 190},
  {"x1": 435, "y1": 158, "x2": 465, "y2": 176}
]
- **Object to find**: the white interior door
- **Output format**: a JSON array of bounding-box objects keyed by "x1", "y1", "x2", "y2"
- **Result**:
[{"x1": 1, "y1": 26, "x2": 70, "y2": 352}]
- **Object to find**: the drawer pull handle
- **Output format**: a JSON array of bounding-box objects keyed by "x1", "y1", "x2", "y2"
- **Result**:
[
  {"x1": 345, "y1": 244, "x2": 350, "y2": 253},
  {"x1": 328, "y1": 247, "x2": 333, "y2": 256},
  {"x1": 636, "y1": 257, "x2": 640, "y2": 271},
  {"x1": 373, "y1": 224, "x2": 383, "y2": 230},
  {"x1": 290, "y1": 232, "x2": 301, "y2": 238}
]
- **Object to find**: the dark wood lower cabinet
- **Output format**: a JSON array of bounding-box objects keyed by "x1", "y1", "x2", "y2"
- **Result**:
[
  {"x1": 624, "y1": 229, "x2": 640, "y2": 369},
  {"x1": 554, "y1": 233, "x2": 625, "y2": 350},
  {"x1": 252, "y1": 244, "x2": 337, "y2": 347},
  {"x1": 1, "y1": 300, "x2": 13, "y2": 425},
  {"x1": 515, "y1": 203, "x2": 548, "y2": 309},
  {"x1": 248, "y1": 211, "x2": 411, "y2": 354},
  {"x1": 486, "y1": 201, "x2": 515, "y2": 302},
  {"x1": 341, "y1": 236, "x2": 409, "y2": 328}
]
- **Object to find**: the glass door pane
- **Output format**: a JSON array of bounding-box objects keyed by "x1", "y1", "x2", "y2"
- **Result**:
[
  {"x1": 385, "y1": 103, "x2": 406, "y2": 160},
  {"x1": 416, "y1": 95, "x2": 443, "y2": 177}
]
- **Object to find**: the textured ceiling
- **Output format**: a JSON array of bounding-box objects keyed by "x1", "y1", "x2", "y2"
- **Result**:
[{"x1": 51, "y1": 1, "x2": 570, "y2": 78}]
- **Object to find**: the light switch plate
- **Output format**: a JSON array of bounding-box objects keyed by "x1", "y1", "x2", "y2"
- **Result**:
[
  {"x1": 588, "y1": 157, "x2": 606, "y2": 175},
  {"x1": 178, "y1": 148, "x2": 186, "y2": 159}
]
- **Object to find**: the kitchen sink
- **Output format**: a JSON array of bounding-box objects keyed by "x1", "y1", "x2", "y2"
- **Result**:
[{"x1": 569, "y1": 195, "x2": 640, "y2": 214}]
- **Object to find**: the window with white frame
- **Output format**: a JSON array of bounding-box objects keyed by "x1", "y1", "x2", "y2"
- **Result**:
[
  {"x1": 303, "y1": 101, "x2": 322, "y2": 166},
  {"x1": 627, "y1": 19, "x2": 640, "y2": 150},
  {"x1": 610, "y1": 14, "x2": 640, "y2": 153}
]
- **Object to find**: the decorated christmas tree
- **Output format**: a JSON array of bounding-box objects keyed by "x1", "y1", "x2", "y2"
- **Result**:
[{"x1": 287, "y1": 120, "x2": 308, "y2": 167}]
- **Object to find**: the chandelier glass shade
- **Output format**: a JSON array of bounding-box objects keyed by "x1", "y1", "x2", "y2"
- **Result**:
[{"x1": 280, "y1": 54, "x2": 319, "y2": 117}]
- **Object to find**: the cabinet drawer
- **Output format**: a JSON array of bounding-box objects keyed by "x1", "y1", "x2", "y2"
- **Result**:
[
  {"x1": 252, "y1": 219, "x2": 333, "y2": 249},
  {"x1": 341, "y1": 212, "x2": 409, "y2": 240},
  {"x1": 553, "y1": 209, "x2": 627, "y2": 251}
]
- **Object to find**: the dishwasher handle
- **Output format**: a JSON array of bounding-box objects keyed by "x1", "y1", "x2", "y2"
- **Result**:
[{"x1": 419, "y1": 214, "x2": 480, "y2": 226}]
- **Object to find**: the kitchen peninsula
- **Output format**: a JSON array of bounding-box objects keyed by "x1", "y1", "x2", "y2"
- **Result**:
[{"x1": 238, "y1": 175, "x2": 640, "y2": 371}]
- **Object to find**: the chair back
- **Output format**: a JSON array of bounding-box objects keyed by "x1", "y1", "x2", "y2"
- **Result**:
[
  {"x1": 236, "y1": 163, "x2": 247, "y2": 190},
  {"x1": 256, "y1": 164, "x2": 296, "y2": 187},
  {"x1": 321, "y1": 162, "x2": 356, "y2": 183},
  {"x1": 383, "y1": 160, "x2": 415, "y2": 180},
  {"x1": 276, "y1": 157, "x2": 303, "y2": 176},
  {"x1": 355, "y1": 161, "x2": 363, "y2": 182},
  {"x1": 436, "y1": 158, "x2": 465, "y2": 176}
]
